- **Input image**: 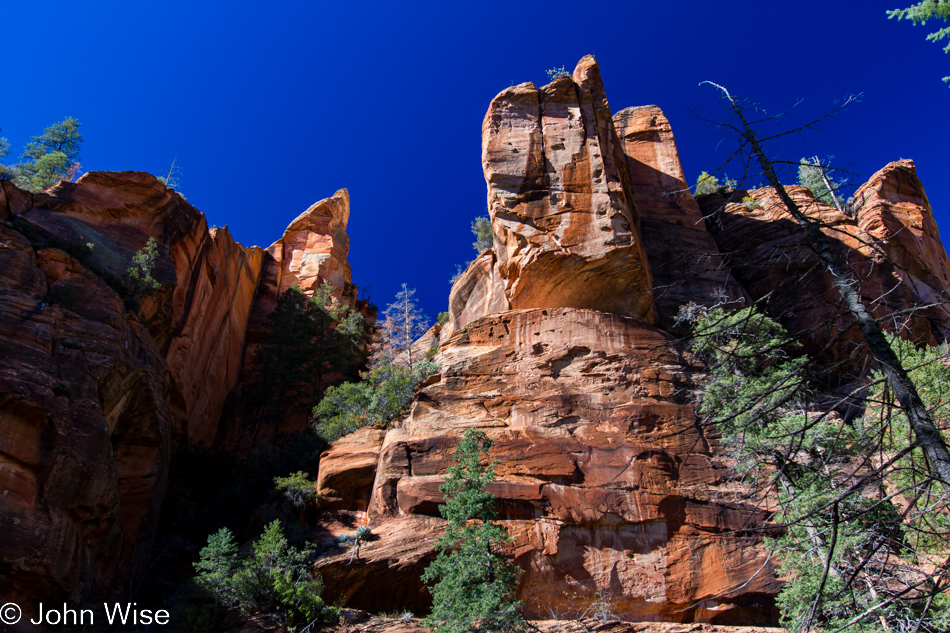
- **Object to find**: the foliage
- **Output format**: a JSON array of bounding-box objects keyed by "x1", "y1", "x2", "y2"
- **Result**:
[
  {"x1": 129, "y1": 237, "x2": 162, "y2": 295},
  {"x1": 545, "y1": 66, "x2": 569, "y2": 81},
  {"x1": 0, "y1": 133, "x2": 12, "y2": 180},
  {"x1": 693, "y1": 171, "x2": 737, "y2": 195},
  {"x1": 685, "y1": 304, "x2": 950, "y2": 632},
  {"x1": 798, "y1": 157, "x2": 846, "y2": 207},
  {"x1": 437, "y1": 311, "x2": 450, "y2": 326},
  {"x1": 313, "y1": 358, "x2": 438, "y2": 441},
  {"x1": 471, "y1": 215, "x2": 492, "y2": 253},
  {"x1": 379, "y1": 283, "x2": 429, "y2": 370},
  {"x1": 422, "y1": 428, "x2": 523, "y2": 633},
  {"x1": 273, "y1": 471, "x2": 319, "y2": 509},
  {"x1": 13, "y1": 117, "x2": 83, "y2": 192},
  {"x1": 889, "y1": 1, "x2": 950, "y2": 83},
  {"x1": 866, "y1": 335, "x2": 950, "y2": 554},
  {"x1": 194, "y1": 528, "x2": 240, "y2": 607},
  {"x1": 741, "y1": 196, "x2": 762, "y2": 210},
  {"x1": 246, "y1": 282, "x2": 366, "y2": 439},
  {"x1": 195, "y1": 520, "x2": 324, "y2": 625}
]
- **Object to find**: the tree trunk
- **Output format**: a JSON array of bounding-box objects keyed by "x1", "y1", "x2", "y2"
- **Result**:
[{"x1": 708, "y1": 83, "x2": 950, "y2": 489}]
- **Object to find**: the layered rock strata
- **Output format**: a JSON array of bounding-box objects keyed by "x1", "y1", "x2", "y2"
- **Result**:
[
  {"x1": 698, "y1": 160, "x2": 950, "y2": 370},
  {"x1": 317, "y1": 309, "x2": 779, "y2": 623},
  {"x1": 613, "y1": 106, "x2": 747, "y2": 328},
  {"x1": 0, "y1": 175, "x2": 365, "y2": 624},
  {"x1": 473, "y1": 55, "x2": 655, "y2": 327}
]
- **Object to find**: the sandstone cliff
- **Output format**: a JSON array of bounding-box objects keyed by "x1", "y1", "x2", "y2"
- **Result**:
[
  {"x1": 0, "y1": 174, "x2": 365, "y2": 626},
  {"x1": 316, "y1": 57, "x2": 782, "y2": 626},
  {"x1": 313, "y1": 56, "x2": 950, "y2": 628},
  {"x1": 697, "y1": 160, "x2": 950, "y2": 371}
]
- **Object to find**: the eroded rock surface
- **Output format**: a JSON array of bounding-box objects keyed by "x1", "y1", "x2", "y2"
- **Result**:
[
  {"x1": 318, "y1": 309, "x2": 779, "y2": 624},
  {"x1": 478, "y1": 56, "x2": 654, "y2": 323},
  {"x1": 613, "y1": 106, "x2": 747, "y2": 328},
  {"x1": 698, "y1": 161, "x2": 950, "y2": 370},
  {"x1": 0, "y1": 223, "x2": 170, "y2": 624}
]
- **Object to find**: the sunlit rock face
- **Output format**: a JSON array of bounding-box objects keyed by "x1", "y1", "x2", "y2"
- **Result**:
[
  {"x1": 697, "y1": 160, "x2": 950, "y2": 371},
  {"x1": 317, "y1": 308, "x2": 780, "y2": 624},
  {"x1": 478, "y1": 56, "x2": 655, "y2": 323},
  {"x1": 315, "y1": 57, "x2": 784, "y2": 626},
  {"x1": 18, "y1": 172, "x2": 265, "y2": 446}
]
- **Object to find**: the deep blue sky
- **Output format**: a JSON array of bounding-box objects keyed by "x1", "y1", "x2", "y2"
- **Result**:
[{"x1": 2, "y1": 1, "x2": 947, "y2": 320}]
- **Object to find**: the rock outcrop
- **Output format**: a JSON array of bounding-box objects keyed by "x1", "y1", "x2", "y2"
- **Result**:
[
  {"x1": 315, "y1": 56, "x2": 788, "y2": 626},
  {"x1": 0, "y1": 205, "x2": 171, "y2": 622},
  {"x1": 698, "y1": 161, "x2": 950, "y2": 370},
  {"x1": 318, "y1": 308, "x2": 779, "y2": 623},
  {"x1": 471, "y1": 55, "x2": 655, "y2": 329},
  {"x1": 0, "y1": 175, "x2": 367, "y2": 626},
  {"x1": 613, "y1": 106, "x2": 747, "y2": 328}
]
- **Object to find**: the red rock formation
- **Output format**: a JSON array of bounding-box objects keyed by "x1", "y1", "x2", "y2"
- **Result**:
[
  {"x1": 853, "y1": 160, "x2": 950, "y2": 338},
  {"x1": 20, "y1": 171, "x2": 266, "y2": 445},
  {"x1": 0, "y1": 174, "x2": 368, "y2": 622},
  {"x1": 317, "y1": 309, "x2": 779, "y2": 624},
  {"x1": 613, "y1": 106, "x2": 747, "y2": 327},
  {"x1": 478, "y1": 56, "x2": 655, "y2": 323},
  {"x1": 698, "y1": 161, "x2": 950, "y2": 370},
  {"x1": 0, "y1": 223, "x2": 170, "y2": 623}
]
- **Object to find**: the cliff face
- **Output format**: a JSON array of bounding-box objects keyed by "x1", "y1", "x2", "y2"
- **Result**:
[
  {"x1": 3, "y1": 53, "x2": 950, "y2": 630},
  {"x1": 314, "y1": 56, "x2": 950, "y2": 626},
  {"x1": 697, "y1": 160, "x2": 950, "y2": 369},
  {"x1": 316, "y1": 58, "x2": 781, "y2": 626},
  {"x1": 0, "y1": 174, "x2": 364, "y2": 625}
]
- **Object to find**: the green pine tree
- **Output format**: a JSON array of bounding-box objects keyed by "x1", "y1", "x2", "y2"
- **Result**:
[
  {"x1": 14, "y1": 117, "x2": 82, "y2": 192},
  {"x1": 422, "y1": 428, "x2": 523, "y2": 633}
]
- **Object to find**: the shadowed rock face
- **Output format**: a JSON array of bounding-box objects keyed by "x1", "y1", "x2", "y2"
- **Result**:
[
  {"x1": 612, "y1": 105, "x2": 748, "y2": 328},
  {"x1": 0, "y1": 175, "x2": 367, "y2": 623},
  {"x1": 318, "y1": 309, "x2": 780, "y2": 624},
  {"x1": 478, "y1": 55, "x2": 655, "y2": 324},
  {"x1": 0, "y1": 220, "x2": 170, "y2": 622},
  {"x1": 697, "y1": 160, "x2": 950, "y2": 371}
]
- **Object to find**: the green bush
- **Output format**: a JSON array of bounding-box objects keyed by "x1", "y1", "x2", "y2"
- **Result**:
[
  {"x1": 422, "y1": 428, "x2": 523, "y2": 633},
  {"x1": 129, "y1": 237, "x2": 162, "y2": 295},
  {"x1": 195, "y1": 520, "x2": 324, "y2": 626},
  {"x1": 437, "y1": 311, "x2": 450, "y2": 326},
  {"x1": 313, "y1": 358, "x2": 438, "y2": 442},
  {"x1": 12, "y1": 117, "x2": 82, "y2": 192},
  {"x1": 693, "y1": 171, "x2": 737, "y2": 195},
  {"x1": 273, "y1": 471, "x2": 319, "y2": 509}
]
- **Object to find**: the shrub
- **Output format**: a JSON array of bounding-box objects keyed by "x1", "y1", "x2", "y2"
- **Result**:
[
  {"x1": 471, "y1": 215, "x2": 492, "y2": 253},
  {"x1": 195, "y1": 521, "x2": 324, "y2": 626},
  {"x1": 273, "y1": 471, "x2": 318, "y2": 509},
  {"x1": 422, "y1": 428, "x2": 523, "y2": 633},
  {"x1": 129, "y1": 237, "x2": 162, "y2": 295},
  {"x1": 437, "y1": 311, "x2": 450, "y2": 326},
  {"x1": 313, "y1": 358, "x2": 438, "y2": 442},
  {"x1": 694, "y1": 171, "x2": 737, "y2": 195},
  {"x1": 545, "y1": 66, "x2": 569, "y2": 81}
]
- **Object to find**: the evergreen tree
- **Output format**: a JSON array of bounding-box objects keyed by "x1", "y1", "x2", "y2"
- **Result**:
[
  {"x1": 380, "y1": 283, "x2": 428, "y2": 370},
  {"x1": 247, "y1": 282, "x2": 366, "y2": 445},
  {"x1": 14, "y1": 116, "x2": 82, "y2": 192},
  {"x1": 797, "y1": 157, "x2": 846, "y2": 208},
  {"x1": 195, "y1": 521, "x2": 324, "y2": 625},
  {"x1": 889, "y1": 1, "x2": 950, "y2": 83},
  {"x1": 471, "y1": 215, "x2": 492, "y2": 253},
  {"x1": 422, "y1": 428, "x2": 523, "y2": 633}
]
